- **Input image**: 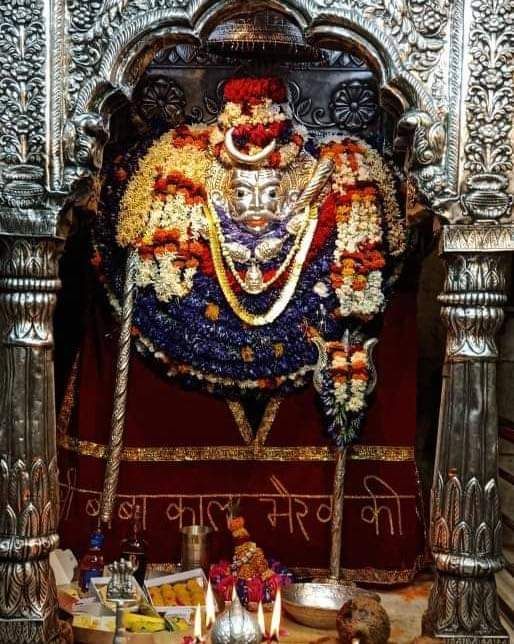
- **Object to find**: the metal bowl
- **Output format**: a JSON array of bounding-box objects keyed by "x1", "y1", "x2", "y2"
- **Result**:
[{"x1": 282, "y1": 581, "x2": 380, "y2": 630}]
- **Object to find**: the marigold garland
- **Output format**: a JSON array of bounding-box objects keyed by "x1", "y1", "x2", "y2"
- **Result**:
[{"x1": 117, "y1": 126, "x2": 211, "y2": 247}]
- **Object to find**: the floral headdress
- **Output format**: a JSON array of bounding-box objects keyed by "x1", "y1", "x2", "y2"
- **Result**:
[{"x1": 211, "y1": 76, "x2": 307, "y2": 169}]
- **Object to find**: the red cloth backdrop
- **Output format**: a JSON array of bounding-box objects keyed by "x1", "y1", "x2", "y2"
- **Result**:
[{"x1": 58, "y1": 288, "x2": 427, "y2": 583}]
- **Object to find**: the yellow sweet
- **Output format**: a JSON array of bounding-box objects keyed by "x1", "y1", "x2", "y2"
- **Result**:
[
  {"x1": 186, "y1": 579, "x2": 202, "y2": 592},
  {"x1": 149, "y1": 587, "x2": 165, "y2": 605},
  {"x1": 176, "y1": 592, "x2": 192, "y2": 605},
  {"x1": 124, "y1": 613, "x2": 166, "y2": 633},
  {"x1": 73, "y1": 615, "x2": 93, "y2": 629},
  {"x1": 162, "y1": 590, "x2": 178, "y2": 605},
  {"x1": 147, "y1": 578, "x2": 207, "y2": 607},
  {"x1": 167, "y1": 616, "x2": 189, "y2": 632},
  {"x1": 162, "y1": 588, "x2": 176, "y2": 597},
  {"x1": 73, "y1": 615, "x2": 116, "y2": 632}
]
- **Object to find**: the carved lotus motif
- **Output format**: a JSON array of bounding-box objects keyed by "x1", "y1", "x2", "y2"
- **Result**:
[
  {"x1": 329, "y1": 81, "x2": 378, "y2": 131},
  {"x1": 139, "y1": 78, "x2": 186, "y2": 127}
]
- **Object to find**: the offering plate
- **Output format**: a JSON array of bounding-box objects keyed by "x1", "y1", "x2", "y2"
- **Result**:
[
  {"x1": 73, "y1": 625, "x2": 170, "y2": 643},
  {"x1": 282, "y1": 581, "x2": 379, "y2": 630}
]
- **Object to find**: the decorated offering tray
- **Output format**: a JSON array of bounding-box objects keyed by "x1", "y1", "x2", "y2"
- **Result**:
[
  {"x1": 145, "y1": 567, "x2": 207, "y2": 614},
  {"x1": 72, "y1": 612, "x2": 170, "y2": 642},
  {"x1": 73, "y1": 623, "x2": 170, "y2": 643}
]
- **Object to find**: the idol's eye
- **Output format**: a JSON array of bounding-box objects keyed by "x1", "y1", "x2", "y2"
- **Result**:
[
  {"x1": 268, "y1": 189, "x2": 277, "y2": 199},
  {"x1": 236, "y1": 188, "x2": 247, "y2": 199}
]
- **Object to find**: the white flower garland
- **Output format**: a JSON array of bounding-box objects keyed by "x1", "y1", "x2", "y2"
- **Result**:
[{"x1": 135, "y1": 193, "x2": 205, "y2": 300}]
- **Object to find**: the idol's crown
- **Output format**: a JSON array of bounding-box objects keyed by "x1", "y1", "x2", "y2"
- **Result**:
[{"x1": 214, "y1": 76, "x2": 305, "y2": 170}]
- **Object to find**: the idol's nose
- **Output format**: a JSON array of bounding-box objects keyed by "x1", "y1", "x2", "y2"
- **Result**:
[{"x1": 252, "y1": 186, "x2": 261, "y2": 209}]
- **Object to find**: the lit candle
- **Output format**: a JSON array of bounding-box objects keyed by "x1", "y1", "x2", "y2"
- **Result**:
[
  {"x1": 257, "y1": 601, "x2": 266, "y2": 639},
  {"x1": 269, "y1": 590, "x2": 281, "y2": 642},
  {"x1": 193, "y1": 603, "x2": 204, "y2": 643},
  {"x1": 205, "y1": 580, "x2": 216, "y2": 629}
]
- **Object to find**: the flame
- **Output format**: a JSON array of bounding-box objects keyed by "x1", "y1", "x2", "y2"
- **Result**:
[
  {"x1": 205, "y1": 581, "x2": 216, "y2": 629},
  {"x1": 194, "y1": 603, "x2": 203, "y2": 641},
  {"x1": 257, "y1": 601, "x2": 266, "y2": 637},
  {"x1": 270, "y1": 589, "x2": 281, "y2": 640}
]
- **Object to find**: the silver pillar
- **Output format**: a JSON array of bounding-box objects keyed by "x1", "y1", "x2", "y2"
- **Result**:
[
  {"x1": 425, "y1": 224, "x2": 511, "y2": 642},
  {"x1": 0, "y1": 234, "x2": 61, "y2": 643}
]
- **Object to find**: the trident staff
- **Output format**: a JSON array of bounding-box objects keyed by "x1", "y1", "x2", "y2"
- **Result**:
[{"x1": 100, "y1": 248, "x2": 138, "y2": 525}]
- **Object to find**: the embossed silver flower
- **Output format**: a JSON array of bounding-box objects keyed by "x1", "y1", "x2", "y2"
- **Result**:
[
  {"x1": 480, "y1": 124, "x2": 498, "y2": 143},
  {"x1": 483, "y1": 69, "x2": 502, "y2": 89},
  {"x1": 329, "y1": 81, "x2": 378, "y2": 131},
  {"x1": 484, "y1": 15, "x2": 504, "y2": 31},
  {"x1": 138, "y1": 78, "x2": 186, "y2": 126},
  {"x1": 12, "y1": 0, "x2": 32, "y2": 25}
]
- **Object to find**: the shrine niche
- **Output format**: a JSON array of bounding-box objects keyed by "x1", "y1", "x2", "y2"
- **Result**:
[
  {"x1": 56, "y1": 32, "x2": 428, "y2": 588},
  {"x1": 0, "y1": 0, "x2": 512, "y2": 643}
]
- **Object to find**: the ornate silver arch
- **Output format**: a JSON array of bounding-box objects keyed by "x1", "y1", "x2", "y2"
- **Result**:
[
  {"x1": 0, "y1": 0, "x2": 512, "y2": 641},
  {"x1": 61, "y1": 0, "x2": 449, "y2": 209}
]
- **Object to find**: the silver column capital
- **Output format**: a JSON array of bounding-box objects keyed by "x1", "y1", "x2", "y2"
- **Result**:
[
  {"x1": 425, "y1": 228, "x2": 510, "y2": 642},
  {"x1": 0, "y1": 232, "x2": 61, "y2": 643}
]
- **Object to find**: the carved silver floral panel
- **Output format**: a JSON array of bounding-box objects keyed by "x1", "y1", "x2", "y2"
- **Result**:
[{"x1": 0, "y1": 0, "x2": 509, "y2": 230}]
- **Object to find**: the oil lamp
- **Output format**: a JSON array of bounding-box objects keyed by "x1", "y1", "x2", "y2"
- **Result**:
[
  {"x1": 257, "y1": 602, "x2": 266, "y2": 638},
  {"x1": 205, "y1": 580, "x2": 217, "y2": 629},
  {"x1": 257, "y1": 590, "x2": 282, "y2": 642},
  {"x1": 269, "y1": 589, "x2": 282, "y2": 641},
  {"x1": 193, "y1": 603, "x2": 205, "y2": 643},
  {"x1": 211, "y1": 591, "x2": 262, "y2": 644}
]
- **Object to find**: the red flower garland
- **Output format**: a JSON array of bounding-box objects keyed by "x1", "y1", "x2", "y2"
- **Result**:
[
  {"x1": 223, "y1": 77, "x2": 287, "y2": 104},
  {"x1": 171, "y1": 125, "x2": 210, "y2": 150},
  {"x1": 232, "y1": 121, "x2": 287, "y2": 148},
  {"x1": 153, "y1": 170, "x2": 206, "y2": 204}
]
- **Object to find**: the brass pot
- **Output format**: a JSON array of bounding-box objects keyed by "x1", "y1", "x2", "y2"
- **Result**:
[{"x1": 180, "y1": 525, "x2": 213, "y2": 571}]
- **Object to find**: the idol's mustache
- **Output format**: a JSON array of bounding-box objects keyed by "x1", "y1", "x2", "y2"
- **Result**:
[
  {"x1": 241, "y1": 213, "x2": 275, "y2": 219},
  {"x1": 239, "y1": 208, "x2": 278, "y2": 221}
]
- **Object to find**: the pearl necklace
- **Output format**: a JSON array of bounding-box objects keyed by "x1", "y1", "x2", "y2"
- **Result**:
[
  {"x1": 205, "y1": 202, "x2": 318, "y2": 326},
  {"x1": 211, "y1": 208, "x2": 311, "y2": 295}
]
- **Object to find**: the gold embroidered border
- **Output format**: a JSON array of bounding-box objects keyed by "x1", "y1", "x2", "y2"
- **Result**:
[
  {"x1": 341, "y1": 555, "x2": 427, "y2": 585},
  {"x1": 290, "y1": 560, "x2": 427, "y2": 585},
  {"x1": 348, "y1": 445, "x2": 415, "y2": 462},
  {"x1": 292, "y1": 563, "x2": 426, "y2": 585},
  {"x1": 227, "y1": 400, "x2": 254, "y2": 445},
  {"x1": 58, "y1": 435, "x2": 414, "y2": 463},
  {"x1": 340, "y1": 561, "x2": 424, "y2": 585},
  {"x1": 57, "y1": 350, "x2": 81, "y2": 438},
  {"x1": 145, "y1": 563, "x2": 424, "y2": 585},
  {"x1": 227, "y1": 396, "x2": 284, "y2": 446}
]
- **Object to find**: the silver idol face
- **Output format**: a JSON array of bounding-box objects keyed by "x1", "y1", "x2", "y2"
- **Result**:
[{"x1": 230, "y1": 168, "x2": 283, "y2": 234}]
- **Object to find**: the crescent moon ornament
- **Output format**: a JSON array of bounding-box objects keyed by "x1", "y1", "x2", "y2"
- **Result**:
[{"x1": 225, "y1": 127, "x2": 276, "y2": 166}]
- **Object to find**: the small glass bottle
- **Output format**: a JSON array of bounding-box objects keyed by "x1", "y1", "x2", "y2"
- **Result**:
[
  {"x1": 78, "y1": 525, "x2": 105, "y2": 592},
  {"x1": 120, "y1": 504, "x2": 148, "y2": 586}
]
